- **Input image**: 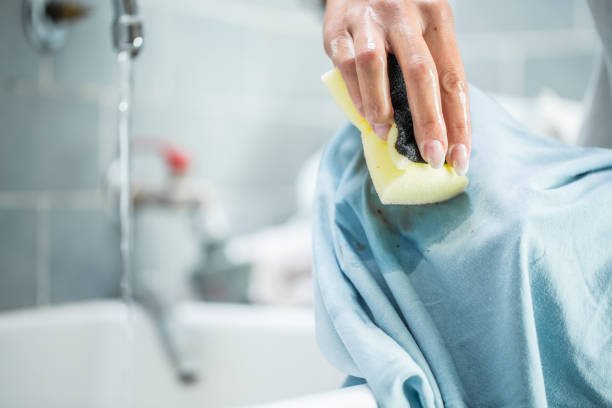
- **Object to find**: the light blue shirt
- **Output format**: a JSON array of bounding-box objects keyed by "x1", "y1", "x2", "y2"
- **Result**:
[{"x1": 313, "y1": 87, "x2": 612, "y2": 406}]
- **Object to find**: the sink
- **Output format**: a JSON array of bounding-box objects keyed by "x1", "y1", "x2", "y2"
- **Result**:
[{"x1": 0, "y1": 300, "x2": 355, "y2": 407}]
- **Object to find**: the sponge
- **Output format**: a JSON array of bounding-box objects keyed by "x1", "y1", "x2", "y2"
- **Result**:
[
  {"x1": 321, "y1": 57, "x2": 468, "y2": 205},
  {"x1": 388, "y1": 54, "x2": 422, "y2": 163}
]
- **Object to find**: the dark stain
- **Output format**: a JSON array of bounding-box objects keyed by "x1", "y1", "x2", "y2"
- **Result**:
[
  {"x1": 375, "y1": 208, "x2": 390, "y2": 225},
  {"x1": 386, "y1": 192, "x2": 473, "y2": 245}
]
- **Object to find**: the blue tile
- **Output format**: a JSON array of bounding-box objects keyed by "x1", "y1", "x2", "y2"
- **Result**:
[
  {"x1": 525, "y1": 54, "x2": 596, "y2": 99},
  {"x1": 0, "y1": 90, "x2": 101, "y2": 191},
  {"x1": 0, "y1": 208, "x2": 38, "y2": 310},
  {"x1": 0, "y1": 0, "x2": 42, "y2": 83},
  {"x1": 463, "y1": 58, "x2": 503, "y2": 95},
  {"x1": 49, "y1": 208, "x2": 120, "y2": 303},
  {"x1": 133, "y1": 11, "x2": 249, "y2": 107},
  {"x1": 132, "y1": 102, "x2": 330, "y2": 188},
  {"x1": 454, "y1": 0, "x2": 575, "y2": 33},
  {"x1": 52, "y1": 0, "x2": 118, "y2": 89},
  {"x1": 220, "y1": 121, "x2": 328, "y2": 188},
  {"x1": 223, "y1": 187, "x2": 296, "y2": 234},
  {"x1": 242, "y1": 29, "x2": 330, "y2": 98},
  {"x1": 573, "y1": 0, "x2": 594, "y2": 29}
]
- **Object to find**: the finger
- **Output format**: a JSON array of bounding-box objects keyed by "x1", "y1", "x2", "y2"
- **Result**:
[
  {"x1": 351, "y1": 22, "x2": 393, "y2": 139},
  {"x1": 422, "y1": 4, "x2": 471, "y2": 175},
  {"x1": 388, "y1": 26, "x2": 447, "y2": 169},
  {"x1": 325, "y1": 33, "x2": 364, "y2": 116}
]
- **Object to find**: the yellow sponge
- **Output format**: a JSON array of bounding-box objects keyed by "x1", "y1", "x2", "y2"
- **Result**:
[{"x1": 322, "y1": 68, "x2": 468, "y2": 205}]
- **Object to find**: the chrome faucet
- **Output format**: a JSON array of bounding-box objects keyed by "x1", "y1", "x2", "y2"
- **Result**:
[
  {"x1": 23, "y1": 0, "x2": 144, "y2": 56},
  {"x1": 109, "y1": 3, "x2": 201, "y2": 385},
  {"x1": 112, "y1": 0, "x2": 144, "y2": 57},
  {"x1": 24, "y1": 0, "x2": 199, "y2": 385}
]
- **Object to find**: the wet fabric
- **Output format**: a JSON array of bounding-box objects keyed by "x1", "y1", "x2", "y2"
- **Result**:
[{"x1": 313, "y1": 87, "x2": 612, "y2": 407}]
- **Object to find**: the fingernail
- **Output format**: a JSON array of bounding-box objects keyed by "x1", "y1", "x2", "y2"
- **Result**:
[
  {"x1": 422, "y1": 140, "x2": 445, "y2": 169},
  {"x1": 449, "y1": 144, "x2": 469, "y2": 176},
  {"x1": 373, "y1": 124, "x2": 390, "y2": 140}
]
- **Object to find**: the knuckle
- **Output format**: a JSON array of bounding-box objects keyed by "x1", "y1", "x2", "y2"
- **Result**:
[
  {"x1": 440, "y1": 69, "x2": 464, "y2": 93},
  {"x1": 323, "y1": 28, "x2": 338, "y2": 44},
  {"x1": 447, "y1": 121, "x2": 470, "y2": 138},
  {"x1": 323, "y1": 16, "x2": 348, "y2": 41},
  {"x1": 324, "y1": 31, "x2": 350, "y2": 58},
  {"x1": 416, "y1": 118, "x2": 443, "y2": 138},
  {"x1": 336, "y1": 55, "x2": 356, "y2": 71},
  {"x1": 406, "y1": 56, "x2": 432, "y2": 82},
  {"x1": 367, "y1": 103, "x2": 393, "y2": 122},
  {"x1": 355, "y1": 48, "x2": 383, "y2": 67},
  {"x1": 373, "y1": 0, "x2": 402, "y2": 14}
]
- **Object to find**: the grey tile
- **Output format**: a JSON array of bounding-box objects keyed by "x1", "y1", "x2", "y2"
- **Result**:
[
  {"x1": 463, "y1": 58, "x2": 503, "y2": 95},
  {"x1": 97, "y1": 103, "x2": 117, "y2": 175},
  {"x1": 573, "y1": 0, "x2": 594, "y2": 29},
  {"x1": 52, "y1": 0, "x2": 118, "y2": 89},
  {"x1": 133, "y1": 11, "x2": 249, "y2": 108},
  {"x1": 454, "y1": 0, "x2": 574, "y2": 33},
  {"x1": 133, "y1": 7, "x2": 330, "y2": 106},
  {"x1": 132, "y1": 101, "x2": 330, "y2": 189},
  {"x1": 227, "y1": 0, "x2": 304, "y2": 11},
  {"x1": 0, "y1": 90, "x2": 101, "y2": 191},
  {"x1": 525, "y1": 53, "x2": 596, "y2": 99},
  {"x1": 223, "y1": 186, "x2": 296, "y2": 234},
  {"x1": 0, "y1": 208, "x2": 38, "y2": 310},
  {"x1": 219, "y1": 121, "x2": 328, "y2": 188},
  {"x1": 0, "y1": 0, "x2": 42, "y2": 83},
  {"x1": 49, "y1": 208, "x2": 120, "y2": 303},
  {"x1": 242, "y1": 29, "x2": 329, "y2": 99}
]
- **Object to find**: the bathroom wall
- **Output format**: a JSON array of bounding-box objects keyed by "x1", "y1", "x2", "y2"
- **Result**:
[{"x1": 0, "y1": 0, "x2": 600, "y2": 310}]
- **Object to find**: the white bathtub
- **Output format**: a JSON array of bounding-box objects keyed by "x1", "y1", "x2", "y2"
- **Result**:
[{"x1": 0, "y1": 301, "x2": 375, "y2": 407}]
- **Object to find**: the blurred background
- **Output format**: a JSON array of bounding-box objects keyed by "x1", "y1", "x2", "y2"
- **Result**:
[{"x1": 0, "y1": 0, "x2": 602, "y2": 406}]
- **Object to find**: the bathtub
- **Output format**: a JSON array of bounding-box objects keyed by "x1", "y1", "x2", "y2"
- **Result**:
[{"x1": 0, "y1": 301, "x2": 374, "y2": 407}]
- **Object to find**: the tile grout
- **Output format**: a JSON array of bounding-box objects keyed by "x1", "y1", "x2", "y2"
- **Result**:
[{"x1": 0, "y1": 190, "x2": 107, "y2": 209}]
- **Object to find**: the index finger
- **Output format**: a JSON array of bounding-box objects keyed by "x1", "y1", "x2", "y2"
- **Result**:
[{"x1": 325, "y1": 32, "x2": 364, "y2": 116}]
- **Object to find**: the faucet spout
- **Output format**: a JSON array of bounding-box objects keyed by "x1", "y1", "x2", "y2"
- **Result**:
[{"x1": 112, "y1": 0, "x2": 143, "y2": 57}]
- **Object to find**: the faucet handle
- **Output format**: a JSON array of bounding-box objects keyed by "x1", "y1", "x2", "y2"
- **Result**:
[
  {"x1": 22, "y1": 0, "x2": 89, "y2": 52},
  {"x1": 44, "y1": 1, "x2": 90, "y2": 24}
]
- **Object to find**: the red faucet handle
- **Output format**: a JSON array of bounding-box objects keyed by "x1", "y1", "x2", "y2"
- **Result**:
[{"x1": 163, "y1": 146, "x2": 191, "y2": 175}]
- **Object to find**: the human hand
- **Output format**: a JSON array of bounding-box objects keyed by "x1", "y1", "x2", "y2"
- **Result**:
[{"x1": 323, "y1": 0, "x2": 470, "y2": 175}]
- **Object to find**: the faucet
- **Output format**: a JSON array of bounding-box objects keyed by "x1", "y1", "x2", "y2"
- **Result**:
[
  {"x1": 24, "y1": 0, "x2": 200, "y2": 385},
  {"x1": 106, "y1": 139, "x2": 206, "y2": 385},
  {"x1": 23, "y1": 0, "x2": 144, "y2": 55},
  {"x1": 110, "y1": 0, "x2": 202, "y2": 387},
  {"x1": 112, "y1": 0, "x2": 144, "y2": 57}
]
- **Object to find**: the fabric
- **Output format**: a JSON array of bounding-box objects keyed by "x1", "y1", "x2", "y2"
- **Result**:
[{"x1": 313, "y1": 87, "x2": 612, "y2": 407}]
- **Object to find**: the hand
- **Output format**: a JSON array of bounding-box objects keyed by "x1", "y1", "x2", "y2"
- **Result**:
[{"x1": 323, "y1": 0, "x2": 471, "y2": 175}]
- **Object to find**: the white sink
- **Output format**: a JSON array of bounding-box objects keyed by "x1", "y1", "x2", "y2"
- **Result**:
[{"x1": 0, "y1": 301, "x2": 360, "y2": 407}]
